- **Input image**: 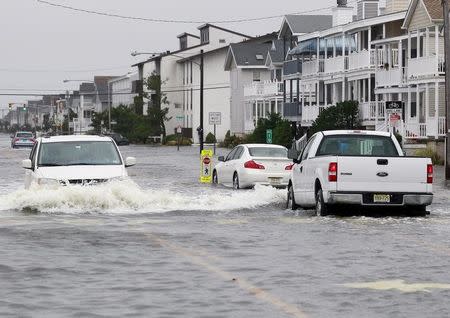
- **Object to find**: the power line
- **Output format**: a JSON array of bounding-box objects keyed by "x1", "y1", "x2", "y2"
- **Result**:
[
  {"x1": 37, "y1": 0, "x2": 357, "y2": 24},
  {"x1": 0, "y1": 66, "x2": 132, "y2": 73}
]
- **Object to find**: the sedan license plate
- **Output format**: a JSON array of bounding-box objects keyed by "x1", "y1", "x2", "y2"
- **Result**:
[
  {"x1": 268, "y1": 177, "x2": 281, "y2": 185},
  {"x1": 373, "y1": 194, "x2": 390, "y2": 203}
]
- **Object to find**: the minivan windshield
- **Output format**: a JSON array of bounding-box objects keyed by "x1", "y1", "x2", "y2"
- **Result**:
[
  {"x1": 316, "y1": 135, "x2": 399, "y2": 157},
  {"x1": 38, "y1": 141, "x2": 122, "y2": 166},
  {"x1": 248, "y1": 147, "x2": 287, "y2": 158}
]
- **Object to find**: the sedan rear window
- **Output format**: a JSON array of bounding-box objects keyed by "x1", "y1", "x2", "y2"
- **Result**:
[
  {"x1": 317, "y1": 135, "x2": 399, "y2": 157},
  {"x1": 16, "y1": 132, "x2": 33, "y2": 138},
  {"x1": 248, "y1": 147, "x2": 287, "y2": 158}
]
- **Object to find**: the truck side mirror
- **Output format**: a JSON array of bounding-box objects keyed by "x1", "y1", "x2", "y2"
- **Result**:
[{"x1": 287, "y1": 149, "x2": 299, "y2": 160}]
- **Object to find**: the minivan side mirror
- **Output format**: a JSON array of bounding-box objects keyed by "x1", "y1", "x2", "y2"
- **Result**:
[
  {"x1": 125, "y1": 157, "x2": 136, "y2": 167},
  {"x1": 218, "y1": 156, "x2": 225, "y2": 162},
  {"x1": 22, "y1": 159, "x2": 32, "y2": 169}
]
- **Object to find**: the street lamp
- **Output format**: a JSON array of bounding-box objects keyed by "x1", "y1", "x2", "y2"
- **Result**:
[{"x1": 131, "y1": 50, "x2": 205, "y2": 152}]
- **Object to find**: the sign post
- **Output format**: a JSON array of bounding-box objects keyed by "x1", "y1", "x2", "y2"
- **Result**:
[
  {"x1": 208, "y1": 112, "x2": 221, "y2": 155},
  {"x1": 266, "y1": 129, "x2": 273, "y2": 144},
  {"x1": 176, "y1": 125, "x2": 182, "y2": 151},
  {"x1": 200, "y1": 149, "x2": 213, "y2": 183}
]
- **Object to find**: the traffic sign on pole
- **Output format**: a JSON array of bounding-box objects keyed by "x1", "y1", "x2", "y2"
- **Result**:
[
  {"x1": 266, "y1": 129, "x2": 273, "y2": 144},
  {"x1": 200, "y1": 149, "x2": 213, "y2": 183}
]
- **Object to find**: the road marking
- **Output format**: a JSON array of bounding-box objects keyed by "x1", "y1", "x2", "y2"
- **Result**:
[
  {"x1": 342, "y1": 279, "x2": 450, "y2": 293},
  {"x1": 145, "y1": 233, "x2": 308, "y2": 318}
]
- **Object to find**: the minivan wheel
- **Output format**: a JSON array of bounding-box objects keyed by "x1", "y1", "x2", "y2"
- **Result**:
[
  {"x1": 315, "y1": 188, "x2": 328, "y2": 217},
  {"x1": 232, "y1": 173, "x2": 240, "y2": 190},
  {"x1": 286, "y1": 185, "x2": 298, "y2": 210}
]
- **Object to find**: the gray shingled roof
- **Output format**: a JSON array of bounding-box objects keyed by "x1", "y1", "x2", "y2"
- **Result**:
[
  {"x1": 229, "y1": 42, "x2": 272, "y2": 67},
  {"x1": 284, "y1": 15, "x2": 333, "y2": 34},
  {"x1": 267, "y1": 39, "x2": 287, "y2": 64}
]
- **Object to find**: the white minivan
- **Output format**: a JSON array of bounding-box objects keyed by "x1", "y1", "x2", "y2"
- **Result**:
[{"x1": 22, "y1": 135, "x2": 136, "y2": 189}]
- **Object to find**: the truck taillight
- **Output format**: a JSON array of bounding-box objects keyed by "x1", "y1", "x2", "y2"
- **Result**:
[
  {"x1": 427, "y1": 164, "x2": 433, "y2": 184},
  {"x1": 244, "y1": 160, "x2": 265, "y2": 170},
  {"x1": 328, "y1": 162, "x2": 338, "y2": 182},
  {"x1": 285, "y1": 164, "x2": 294, "y2": 171}
]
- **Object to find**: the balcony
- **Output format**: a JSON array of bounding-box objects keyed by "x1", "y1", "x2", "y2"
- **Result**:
[
  {"x1": 301, "y1": 105, "x2": 329, "y2": 124},
  {"x1": 347, "y1": 49, "x2": 376, "y2": 71},
  {"x1": 244, "y1": 81, "x2": 284, "y2": 98},
  {"x1": 302, "y1": 59, "x2": 323, "y2": 76},
  {"x1": 283, "y1": 59, "x2": 302, "y2": 77},
  {"x1": 375, "y1": 67, "x2": 406, "y2": 87},
  {"x1": 324, "y1": 56, "x2": 344, "y2": 74},
  {"x1": 359, "y1": 101, "x2": 385, "y2": 122},
  {"x1": 283, "y1": 102, "x2": 301, "y2": 119},
  {"x1": 407, "y1": 55, "x2": 445, "y2": 79}
]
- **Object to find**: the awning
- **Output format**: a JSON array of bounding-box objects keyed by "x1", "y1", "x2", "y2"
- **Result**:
[{"x1": 289, "y1": 37, "x2": 356, "y2": 55}]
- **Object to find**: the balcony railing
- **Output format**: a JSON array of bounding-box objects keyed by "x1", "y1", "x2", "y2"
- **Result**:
[
  {"x1": 402, "y1": 122, "x2": 427, "y2": 139},
  {"x1": 375, "y1": 67, "x2": 406, "y2": 87},
  {"x1": 438, "y1": 117, "x2": 446, "y2": 136},
  {"x1": 283, "y1": 60, "x2": 302, "y2": 76},
  {"x1": 283, "y1": 102, "x2": 301, "y2": 118},
  {"x1": 347, "y1": 49, "x2": 375, "y2": 71},
  {"x1": 360, "y1": 101, "x2": 385, "y2": 122},
  {"x1": 244, "y1": 81, "x2": 284, "y2": 98},
  {"x1": 301, "y1": 105, "x2": 329, "y2": 123},
  {"x1": 408, "y1": 55, "x2": 445, "y2": 79},
  {"x1": 324, "y1": 56, "x2": 344, "y2": 74}
]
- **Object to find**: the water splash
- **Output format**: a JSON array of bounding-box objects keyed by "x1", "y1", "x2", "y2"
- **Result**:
[{"x1": 0, "y1": 180, "x2": 286, "y2": 214}]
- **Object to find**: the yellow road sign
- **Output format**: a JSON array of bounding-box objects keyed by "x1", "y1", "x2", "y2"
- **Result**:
[{"x1": 200, "y1": 149, "x2": 213, "y2": 183}]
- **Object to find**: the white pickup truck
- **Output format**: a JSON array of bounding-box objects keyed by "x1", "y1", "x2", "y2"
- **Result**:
[{"x1": 286, "y1": 130, "x2": 433, "y2": 216}]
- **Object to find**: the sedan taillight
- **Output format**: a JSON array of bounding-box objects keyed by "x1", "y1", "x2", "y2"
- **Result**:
[
  {"x1": 244, "y1": 160, "x2": 265, "y2": 170},
  {"x1": 285, "y1": 164, "x2": 294, "y2": 171},
  {"x1": 328, "y1": 162, "x2": 338, "y2": 182},
  {"x1": 427, "y1": 164, "x2": 433, "y2": 184}
]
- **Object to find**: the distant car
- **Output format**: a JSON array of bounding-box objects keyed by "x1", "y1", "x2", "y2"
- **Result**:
[
  {"x1": 11, "y1": 131, "x2": 35, "y2": 148},
  {"x1": 21, "y1": 135, "x2": 136, "y2": 189},
  {"x1": 212, "y1": 144, "x2": 293, "y2": 189},
  {"x1": 105, "y1": 133, "x2": 129, "y2": 146}
]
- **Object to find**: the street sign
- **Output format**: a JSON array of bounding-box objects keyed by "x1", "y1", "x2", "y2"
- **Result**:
[
  {"x1": 209, "y1": 112, "x2": 221, "y2": 125},
  {"x1": 176, "y1": 115, "x2": 185, "y2": 122},
  {"x1": 200, "y1": 149, "x2": 213, "y2": 183},
  {"x1": 176, "y1": 125, "x2": 182, "y2": 134},
  {"x1": 111, "y1": 121, "x2": 117, "y2": 125},
  {"x1": 266, "y1": 129, "x2": 273, "y2": 144},
  {"x1": 386, "y1": 101, "x2": 403, "y2": 126}
]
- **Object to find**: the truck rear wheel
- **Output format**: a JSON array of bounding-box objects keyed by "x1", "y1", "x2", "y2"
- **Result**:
[{"x1": 315, "y1": 188, "x2": 329, "y2": 217}]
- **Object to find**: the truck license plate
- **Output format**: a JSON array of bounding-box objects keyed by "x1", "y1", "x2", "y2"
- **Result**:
[{"x1": 373, "y1": 194, "x2": 390, "y2": 203}]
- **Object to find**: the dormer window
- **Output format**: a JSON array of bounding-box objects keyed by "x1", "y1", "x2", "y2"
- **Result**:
[
  {"x1": 200, "y1": 27, "x2": 209, "y2": 44},
  {"x1": 180, "y1": 36, "x2": 187, "y2": 50}
]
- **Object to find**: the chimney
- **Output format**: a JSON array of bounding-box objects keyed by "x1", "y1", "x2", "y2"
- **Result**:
[
  {"x1": 332, "y1": 0, "x2": 354, "y2": 26},
  {"x1": 357, "y1": 0, "x2": 380, "y2": 20}
]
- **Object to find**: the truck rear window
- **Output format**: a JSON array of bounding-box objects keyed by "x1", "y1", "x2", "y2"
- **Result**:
[{"x1": 317, "y1": 135, "x2": 399, "y2": 157}]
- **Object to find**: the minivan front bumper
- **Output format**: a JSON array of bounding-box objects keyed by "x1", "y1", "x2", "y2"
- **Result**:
[{"x1": 327, "y1": 192, "x2": 433, "y2": 206}]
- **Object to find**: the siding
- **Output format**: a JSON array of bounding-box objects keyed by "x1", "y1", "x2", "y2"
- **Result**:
[
  {"x1": 365, "y1": 3, "x2": 379, "y2": 19},
  {"x1": 428, "y1": 84, "x2": 446, "y2": 117},
  {"x1": 386, "y1": 0, "x2": 409, "y2": 13},
  {"x1": 409, "y1": 0, "x2": 432, "y2": 30}
]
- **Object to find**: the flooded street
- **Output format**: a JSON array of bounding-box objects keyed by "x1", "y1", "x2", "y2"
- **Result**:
[{"x1": 1, "y1": 133, "x2": 450, "y2": 318}]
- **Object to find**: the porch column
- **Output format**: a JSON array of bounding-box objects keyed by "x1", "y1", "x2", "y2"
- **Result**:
[
  {"x1": 363, "y1": 79, "x2": 367, "y2": 102},
  {"x1": 324, "y1": 83, "x2": 328, "y2": 106},
  {"x1": 398, "y1": 40, "x2": 403, "y2": 69},
  {"x1": 317, "y1": 37, "x2": 320, "y2": 72},
  {"x1": 302, "y1": 84, "x2": 305, "y2": 108},
  {"x1": 407, "y1": 32, "x2": 411, "y2": 60},
  {"x1": 368, "y1": 75, "x2": 372, "y2": 102},
  {"x1": 425, "y1": 84, "x2": 429, "y2": 130},
  {"x1": 407, "y1": 87, "x2": 412, "y2": 121},
  {"x1": 416, "y1": 85, "x2": 420, "y2": 123},
  {"x1": 332, "y1": 83, "x2": 336, "y2": 104},
  {"x1": 388, "y1": 43, "x2": 392, "y2": 67},
  {"x1": 417, "y1": 30, "x2": 421, "y2": 58},
  {"x1": 435, "y1": 81, "x2": 439, "y2": 138},
  {"x1": 425, "y1": 27, "x2": 430, "y2": 57},
  {"x1": 309, "y1": 83, "x2": 313, "y2": 106},
  {"x1": 375, "y1": 93, "x2": 379, "y2": 127},
  {"x1": 255, "y1": 100, "x2": 259, "y2": 120},
  {"x1": 275, "y1": 98, "x2": 278, "y2": 114},
  {"x1": 435, "y1": 25, "x2": 439, "y2": 71}
]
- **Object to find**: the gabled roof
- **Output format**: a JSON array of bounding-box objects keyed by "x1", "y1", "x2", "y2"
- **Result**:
[
  {"x1": 265, "y1": 39, "x2": 286, "y2": 66},
  {"x1": 278, "y1": 15, "x2": 333, "y2": 38},
  {"x1": 224, "y1": 34, "x2": 279, "y2": 70},
  {"x1": 177, "y1": 32, "x2": 200, "y2": 39},
  {"x1": 197, "y1": 23, "x2": 253, "y2": 39},
  {"x1": 403, "y1": 0, "x2": 444, "y2": 29}
]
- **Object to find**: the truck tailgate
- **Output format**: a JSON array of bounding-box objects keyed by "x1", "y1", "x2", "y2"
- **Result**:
[{"x1": 336, "y1": 157, "x2": 430, "y2": 193}]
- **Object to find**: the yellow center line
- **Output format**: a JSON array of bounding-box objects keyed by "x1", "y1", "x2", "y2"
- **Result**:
[{"x1": 145, "y1": 233, "x2": 308, "y2": 318}]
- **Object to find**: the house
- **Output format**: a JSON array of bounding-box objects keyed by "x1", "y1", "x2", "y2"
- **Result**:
[
  {"x1": 224, "y1": 33, "x2": 286, "y2": 135},
  {"x1": 133, "y1": 24, "x2": 252, "y2": 141},
  {"x1": 108, "y1": 72, "x2": 139, "y2": 108}
]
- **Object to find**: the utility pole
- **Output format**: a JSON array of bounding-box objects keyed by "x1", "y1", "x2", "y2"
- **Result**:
[
  {"x1": 199, "y1": 49, "x2": 204, "y2": 153},
  {"x1": 443, "y1": 0, "x2": 450, "y2": 186}
]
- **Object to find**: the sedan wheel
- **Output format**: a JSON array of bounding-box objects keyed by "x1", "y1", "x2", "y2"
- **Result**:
[
  {"x1": 232, "y1": 173, "x2": 240, "y2": 190},
  {"x1": 212, "y1": 170, "x2": 218, "y2": 185},
  {"x1": 315, "y1": 188, "x2": 328, "y2": 217},
  {"x1": 286, "y1": 185, "x2": 298, "y2": 210}
]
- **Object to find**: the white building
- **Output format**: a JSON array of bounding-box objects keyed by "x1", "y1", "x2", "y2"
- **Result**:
[
  {"x1": 133, "y1": 24, "x2": 252, "y2": 141},
  {"x1": 108, "y1": 72, "x2": 139, "y2": 108}
]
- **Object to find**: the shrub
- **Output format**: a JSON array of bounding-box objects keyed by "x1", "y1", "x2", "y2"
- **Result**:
[
  {"x1": 205, "y1": 132, "x2": 216, "y2": 143},
  {"x1": 246, "y1": 113, "x2": 293, "y2": 148},
  {"x1": 414, "y1": 147, "x2": 444, "y2": 165},
  {"x1": 220, "y1": 130, "x2": 246, "y2": 148}
]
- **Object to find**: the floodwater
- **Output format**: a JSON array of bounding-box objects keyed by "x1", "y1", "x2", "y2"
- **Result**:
[{"x1": 1, "y1": 133, "x2": 450, "y2": 318}]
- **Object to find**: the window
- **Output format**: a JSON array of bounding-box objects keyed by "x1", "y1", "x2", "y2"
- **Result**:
[
  {"x1": 200, "y1": 27, "x2": 209, "y2": 44},
  {"x1": 253, "y1": 71, "x2": 261, "y2": 82},
  {"x1": 226, "y1": 147, "x2": 238, "y2": 161},
  {"x1": 190, "y1": 88, "x2": 193, "y2": 110},
  {"x1": 180, "y1": 37, "x2": 187, "y2": 50},
  {"x1": 317, "y1": 135, "x2": 399, "y2": 157},
  {"x1": 233, "y1": 147, "x2": 244, "y2": 160},
  {"x1": 301, "y1": 137, "x2": 316, "y2": 161},
  {"x1": 248, "y1": 147, "x2": 287, "y2": 158},
  {"x1": 219, "y1": 39, "x2": 226, "y2": 44},
  {"x1": 174, "y1": 103, "x2": 181, "y2": 109}
]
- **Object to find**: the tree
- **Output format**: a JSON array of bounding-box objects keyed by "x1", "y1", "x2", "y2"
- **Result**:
[
  {"x1": 144, "y1": 72, "x2": 171, "y2": 139},
  {"x1": 247, "y1": 112, "x2": 294, "y2": 148},
  {"x1": 310, "y1": 100, "x2": 361, "y2": 135}
]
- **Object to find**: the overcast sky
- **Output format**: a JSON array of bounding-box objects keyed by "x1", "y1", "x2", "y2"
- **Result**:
[{"x1": 0, "y1": 0, "x2": 335, "y2": 110}]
